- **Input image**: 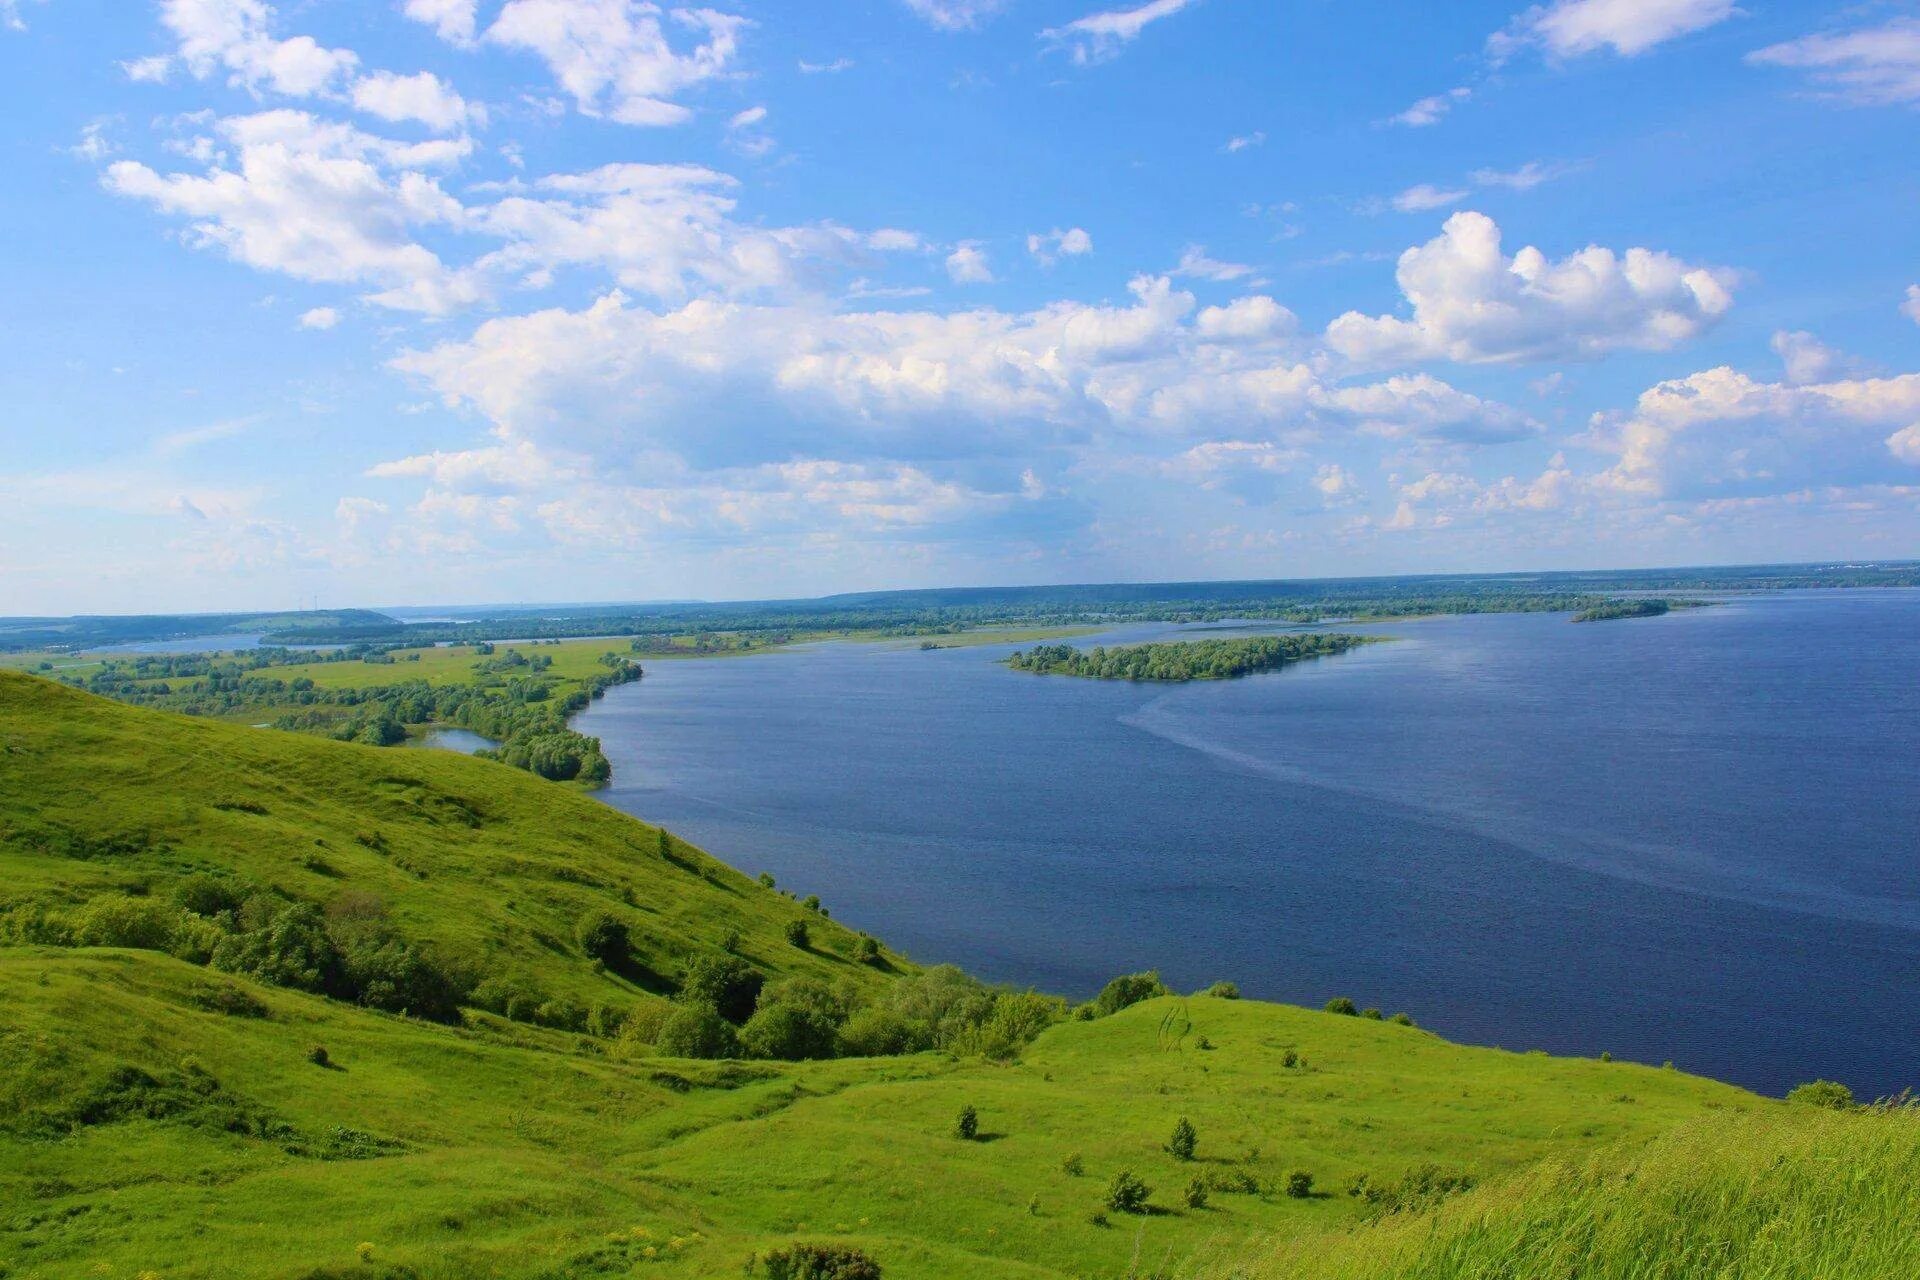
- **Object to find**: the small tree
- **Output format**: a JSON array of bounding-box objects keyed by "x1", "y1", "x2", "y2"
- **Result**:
[
  {"x1": 1285, "y1": 1170, "x2": 1314, "y2": 1199},
  {"x1": 955, "y1": 1104, "x2": 979, "y2": 1140},
  {"x1": 1202, "y1": 980, "x2": 1241, "y2": 999},
  {"x1": 854, "y1": 935, "x2": 881, "y2": 966},
  {"x1": 1324, "y1": 997, "x2": 1358, "y2": 1016},
  {"x1": 575, "y1": 911, "x2": 630, "y2": 966},
  {"x1": 1061, "y1": 1152, "x2": 1085, "y2": 1176},
  {"x1": 784, "y1": 918, "x2": 811, "y2": 949},
  {"x1": 1787, "y1": 1079, "x2": 1855, "y2": 1110},
  {"x1": 1166, "y1": 1116, "x2": 1197, "y2": 1161},
  {"x1": 1182, "y1": 1177, "x2": 1209, "y2": 1210},
  {"x1": 655, "y1": 1003, "x2": 739, "y2": 1059},
  {"x1": 1104, "y1": 1170, "x2": 1151, "y2": 1215}
]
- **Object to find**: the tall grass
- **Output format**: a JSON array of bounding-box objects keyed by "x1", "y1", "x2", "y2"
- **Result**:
[{"x1": 1216, "y1": 1103, "x2": 1920, "y2": 1280}]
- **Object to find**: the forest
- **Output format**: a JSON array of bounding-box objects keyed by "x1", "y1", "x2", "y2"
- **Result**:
[{"x1": 1007, "y1": 633, "x2": 1371, "y2": 681}]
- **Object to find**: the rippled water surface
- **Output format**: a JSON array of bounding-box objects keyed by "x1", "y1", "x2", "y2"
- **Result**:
[{"x1": 576, "y1": 590, "x2": 1920, "y2": 1096}]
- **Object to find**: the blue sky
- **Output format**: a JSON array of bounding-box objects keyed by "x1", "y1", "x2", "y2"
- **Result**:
[{"x1": 1, "y1": 0, "x2": 1917, "y2": 613}]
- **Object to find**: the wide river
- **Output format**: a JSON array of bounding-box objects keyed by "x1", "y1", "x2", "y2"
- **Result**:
[{"x1": 575, "y1": 589, "x2": 1919, "y2": 1098}]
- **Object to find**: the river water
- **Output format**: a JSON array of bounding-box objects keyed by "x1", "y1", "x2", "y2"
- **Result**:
[{"x1": 575, "y1": 590, "x2": 1920, "y2": 1097}]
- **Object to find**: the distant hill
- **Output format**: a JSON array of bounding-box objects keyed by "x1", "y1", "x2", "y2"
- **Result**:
[{"x1": 0, "y1": 609, "x2": 401, "y2": 653}]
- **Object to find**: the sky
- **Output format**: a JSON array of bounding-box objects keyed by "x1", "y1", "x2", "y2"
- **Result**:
[{"x1": 1, "y1": 0, "x2": 1917, "y2": 614}]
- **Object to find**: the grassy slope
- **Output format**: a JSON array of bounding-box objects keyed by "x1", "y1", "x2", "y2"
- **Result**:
[
  {"x1": 0, "y1": 669, "x2": 896, "y2": 1012},
  {"x1": 1, "y1": 671, "x2": 1908, "y2": 1279}
]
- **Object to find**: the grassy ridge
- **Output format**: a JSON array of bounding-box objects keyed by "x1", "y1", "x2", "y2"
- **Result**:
[
  {"x1": 1219, "y1": 1102, "x2": 1920, "y2": 1280},
  {"x1": 0, "y1": 669, "x2": 895, "y2": 1018}
]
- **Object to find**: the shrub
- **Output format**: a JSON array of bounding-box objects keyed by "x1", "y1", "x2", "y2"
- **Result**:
[
  {"x1": 308, "y1": 1045, "x2": 331, "y2": 1067},
  {"x1": 73, "y1": 894, "x2": 184, "y2": 952},
  {"x1": 1389, "y1": 1012, "x2": 1416, "y2": 1027},
  {"x1": 1787, "y1": 1079, "x2": 1855, "y2": 1110},
  {"x1": 212, "y1": 900, "x2": 343, "y2": 996},
  {"x1": 954, "y1": 1104, "x2": 979, "y2": 1140},
  {"x1": 784, "y1": 919, "x2": 810, "y2": 949},
  {"x1": 574, "y1": 911, "x2": 630, "y2": 966},
  {"x1": 1183, "y1": 1177, "x2": 1209, "y2": 1209},
  {"x1": 1166, "y1": 1116, "x2": 1197, "y2": 1161},
  {"x1": 946, "y1": 990, "x2": 1067, "y2": 1061},
  {"x1": 1201, "y1": 980, "x2": 1240, "y2": 999},
  {"x1": 1352, "y1": 1163, "x2": 1477, "y2": 1213},
  {"x1": 1092, "y1": 971, "x2": 1169, "y2": 1017},
  {"x1": 838, "y1": 1006, "x2": 926, "y2": 1057},
  {"x1": 1324, "y1": 997, "x2": 1358, "y2": 1016},
  {"x1": 172, "y1": 873, "x2": 245, "y2": 919},
  {"x1": 1061, "y1": 1152, "x2": 1084, "y2": 1176},
  {"x1": 1104, "y1": 1170, "x2": 1152, "y2": 1214},
  {"x1": 740, "y1": 1002, "x2": 840, "y2": 1061},
  {"x1": 1281, "y1": 1049, "x2": 1300, "y2": 1068},
  {"x1": 1361, "y1": 1007, "x2": 1384, "y2": 1020},
  {"x1": 680, "y1": 955, "x2": 765, "y2": 1024},
  {"x1": 854, "y1": 935, "x2": 881, "y2": 966},
  {"x1": 1285, "y1": 1170, "x2": 1314, "y2": 1198},
  {"x1": 655, "y1": 1003, "x2": 739, "y2": 1060},
  {"x1": 191, "y1": 982, "x2": 270, "y2": 1018},
  {"x1": 760, "y1": 1243, "x2": 882, "y2": 1280}
]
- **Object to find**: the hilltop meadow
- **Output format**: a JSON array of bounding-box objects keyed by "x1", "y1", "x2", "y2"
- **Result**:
[{"x1": 1, "y1": 668, "x2": 1914, "y2": 1279}]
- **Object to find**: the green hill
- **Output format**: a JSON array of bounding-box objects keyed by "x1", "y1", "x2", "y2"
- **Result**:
[{"x1": 1, "y1": 670, "x2": 1913, "y2": 1279}]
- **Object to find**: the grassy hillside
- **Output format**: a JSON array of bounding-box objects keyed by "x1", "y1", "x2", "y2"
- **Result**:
[
  {"x1": 2, "y1": 670, "x2": 1913, "y2": 1279},
  {"x1": 0, "y1": 669, "x2": 898, "y2": 1022}
]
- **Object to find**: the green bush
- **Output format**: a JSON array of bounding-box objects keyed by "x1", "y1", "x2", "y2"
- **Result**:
[
  {"x1": 854, "y1": 935, "x2": 881, "y2": 965},
  {"x1": 1285, "y1": 1170, "x2": 1314, "y2": 1198},
  {"x1": 784, "y1": 918, "x2": 810, "y2": 949},
  {"x1": 1183, "y1": 1177, "x2": 1209, "y2": 1209},
  {"x1": 679, "y1": 954, "x2": 765, "y2": 1024},
  {"x1": 172, "y1": 873, "x2": 246, "y2": 919},
  {"x1": 1787, "y1": 1079, "x2": 1855, "y2": 1110},
  {"x1": 72, "y1": 893, "x2": 184, "y2": 952},
  {"x1": 1092, "y1": 971, "x2": 1168, "y2": 1017},
  {"x1": 1324, "y1": 997, "x2": 1358, "y2": 1016},
  {"x1": 740, "y1": 1002, "x2": 840, "y2": 1061},
  {"x1": 1389, "y1": 1012, "x2": 1416, "y2": 1026},
  {"x1": 655, "y1": 1003, "x2": 740, "y2": 1059},
  {"x1": 211, "y1": 900, "x2": 343, "y2": 996},
  {"x1": 574, "y1": 911, "x2": 630, "y2": 966},
  {"x1": 955, "y1": 1104, "x2": 979, "y2": 1140},
  {"x1": 760, "y1": 1243, "x2": 881, "y2": 1280},
  {"x1": 1061, "y1": 1152, "x2": 1085, "y2": 1176},
  {"x1": 1202, "y1": 980, "x2": 1241, "y2": 999},
  {"x1": 1167, "y1": 1116, "x2": 1197, "y2": 1160},
  {"x1": 838, "y1": 1006, "x2": 926, "y2": 1057},
  {"x1": 1104, "y1": 1169, "x2": 1152, "y2": 1214}
]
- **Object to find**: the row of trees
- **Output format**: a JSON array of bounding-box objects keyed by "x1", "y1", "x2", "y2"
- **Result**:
[{"x1": 1008, "y1": 633, "x2": 1368, "y2": 682}]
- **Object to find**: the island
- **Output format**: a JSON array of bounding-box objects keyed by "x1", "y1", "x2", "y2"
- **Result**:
[
  {"x1": 1572, "y1": 598, "x2": 1705, "y2": 623},
  {"x1": 1007, "y1": 632, "x2": 1371, "y2": 681}
]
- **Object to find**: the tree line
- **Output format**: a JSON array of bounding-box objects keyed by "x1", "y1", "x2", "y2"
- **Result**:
[{"x1": 1007, "y1": 633, "x2": 1369, "y2": 682}]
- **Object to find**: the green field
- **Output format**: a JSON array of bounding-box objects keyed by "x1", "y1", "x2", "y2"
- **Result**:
[{"x1": 1, "y1": 670, "x2": 1912, "y2": 1280}]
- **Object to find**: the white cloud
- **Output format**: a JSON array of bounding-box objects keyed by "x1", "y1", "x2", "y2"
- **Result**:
[
  {"x1": 902, "y1": 0, "x2": 1010, "y2": 30},
  {"x1": 484, "y1": 0, "x2": 748, "y2": 127},
  {"x1": 402, "y1": 0, "x2": 480, "y2": 47},
  {"x1": 868, "y1": 228, "x2": 926, "y2": 252},
  {"x1": 1388, "y1": 87, "x2": 1470, "y2": 127},
  {"x1": 729, "y1": 105, "x2": 768, "y2": 129},
  {"x1": 3, "y1": 0, "x2": 44, "y2": 34},
  {"x1": 298, "y1": 305, "x2": 340, "y2": 330},
  {"x1": 1041, "y1": 0, "x2": 1200, "y2": 66},
  {"x1": 1470, "y1": 159, "x2": 1579, "y2": 190},
  {"x1": 1224, "y1": 131, "x2": 1265, "y2": 152},
  {"x1": 1325, "y1": 211, "x2": 1736, "y2": 366},
  {"x1": 1313, "y1": 462, "x2": 1360, "y2": 501},
  {"x1": 1906, "y1": 286, "x2": 1920, "y2": 326},
  {"x1": 1748, "y1": 19, "x2": 1920, "y2": 108},
  {"x1": 946, "y1": 240, "x2": 995, "y2": 283},
  {"x1": 1194, "y1": 295, "x2": 1295, "y2": 342},
  {"x1": 798, "y1": 57, "x2": 854, "y2": 74},
  {"x1": 70, "y1": 120, "x2": 119, "y2": 162},
  {"x1": 1027, "y1": 226, "x2": 1093, "y2": 266},
  {"x1": 1173, "y1": 244, "x2": 1253, "y2": 281},
  {"x1": 1491, "y1": 0, "x2": 1739, "y2": 62},
  {"x1": 148, "y1": 0, "x2": 361, "y2": 98},
  {"x1": 1391, "y1": 183, "x2": 1469, "y2": 213},
  {"x1": 1589, "y1": 366, "x2": 1920, "y2": 497},
  {"x1": 103, "y1": 110, "x2": 481, "y2": 315},
  {"x1": 351, "y1": 70, "x2": 482, "y2": 132},
  {"x1": 1769, "y1": 330, "x2": 1871, "y2": 386}
]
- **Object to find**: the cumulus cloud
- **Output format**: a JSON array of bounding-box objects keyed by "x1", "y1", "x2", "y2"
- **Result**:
[
  {"x1": 103, "y1": 110, "x2": 481, "y2": 314},
  {"x1": 140, "y1": 0, "x2": 361, "y2": 97},
  {"x1": 1041, "y1": 0, "x2": 1200, "y2": 65},
  {"x1": 1748, "y1": 19, "x2": 1920, "y2": 108},
  {"x1": 351, "y1": 70, "x2": 482, "y2": 132},
  {"x1": 946, "y1": 241, "x2": 995, "y2": 283},
  {"x1": 484, "y1": 0, "x2": 748, "y2": 127},
  {"x1": 1325, "y1": 211, "x2": 1736, "y2": 366},
  {"x1": 1490, "y1": 0, "x2": 1739, "y2": 62},
  {"x1": 1388, "y1": 87, "x2": 1470, "y2": 127},
  {"x1": 1588, "y1": 367, "x2": 1920, "y2": 498},
  {"x1": 1769, "y1": 330, "x2": 1872, "y2": 386},
  {"x1": 298, "y1": 305, "x2": 340, "y2": 330},
  {"x1": 1027, "y1": 226, "x2": 1093, "y2": 266},
  {"x1": 402, "y1": 0, "x2": 480, "y2": 47}
]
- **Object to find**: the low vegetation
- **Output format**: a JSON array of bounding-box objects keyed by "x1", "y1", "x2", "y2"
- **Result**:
[{"x1": 1007, "y1": 633, "x2": 1370, "y2": 682}]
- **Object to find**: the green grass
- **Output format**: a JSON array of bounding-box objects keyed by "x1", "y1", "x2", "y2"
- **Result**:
[{"x1": 2, "y1": 670, "x2": 1914, "y2": 1279}]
